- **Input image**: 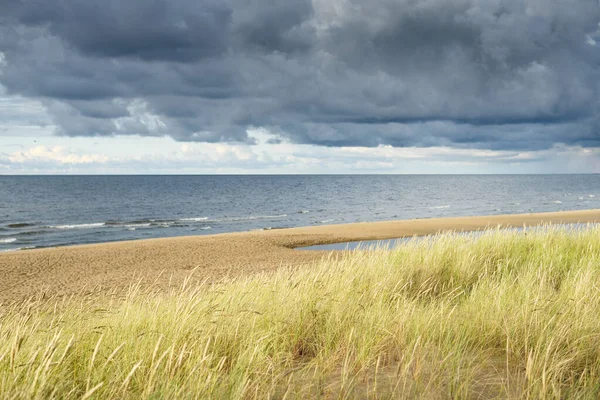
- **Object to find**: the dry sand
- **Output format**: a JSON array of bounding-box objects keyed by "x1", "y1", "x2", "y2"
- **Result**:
[{"x1": 1, "y1": 209, "x2": 600, "y2": 304}]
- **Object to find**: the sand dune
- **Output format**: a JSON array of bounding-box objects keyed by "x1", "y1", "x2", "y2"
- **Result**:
[{"x1": 1, "y1": 209, "x2": 600, "y2": 304}]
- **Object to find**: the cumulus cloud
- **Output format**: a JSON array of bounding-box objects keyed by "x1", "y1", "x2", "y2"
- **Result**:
[
  {"x1": 7, "y1": 145, "x2": 109, "y2": 164},
  {"x1": 0, "y1": 0, "x2": 599, "y2": 150}
]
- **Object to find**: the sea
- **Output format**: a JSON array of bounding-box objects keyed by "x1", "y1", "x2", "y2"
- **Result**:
[{"x1": 0, "y1": 175, "x2": 598, "y2": 252}]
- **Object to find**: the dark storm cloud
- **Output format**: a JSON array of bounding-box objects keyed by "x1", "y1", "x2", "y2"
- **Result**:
[
  {"x1": 232, "y1": 1, "x2": 316, "y2": 53},
  {"x1": 1, "y1": 0, "x2": 599, "y2": 149},
  {"x1": 2, "y1": 0, "x2": 232, "y2": 61}
]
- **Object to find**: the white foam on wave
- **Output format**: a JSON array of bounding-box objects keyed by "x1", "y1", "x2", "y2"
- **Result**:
[
  {"x1": 176, "y1": 215, "x2": 283, "y2": 224},
  {"x1": 553, "y1": 201, "x2": 562, "y2": 204},
  {"x1": 122, "y1": 223, "x2": 152, "y2": 228},
  {"x1": 0, "y1": 238, "x2": 17, "y2": 244},
  {"x1": 43, "y1": 213, "x2": 287, "y2": 233},
  {"x1": 246, "y1": 214, "x2": 287, "y2": 220},
  {"x1": 200, "y1": 226, "x2": 212, "y2": 230},
  {"x1": 590, "y1": 195, "x2": 596, "y2": 198},
  {"x1": 430, "y1": 205, "x2": 450, "y2": 209},
  {"x1": 213, "y1": 214, "x2": 288, "y2": 222},
  {"x1": 318, "y1": 219, "x2": 335, "y2": 224},
  {"x1": 50, "y1": 223, "x2": 105, "y2": 229},
  {"x1": 0, "y1": 246, "x2": 35, "y2": 252}
]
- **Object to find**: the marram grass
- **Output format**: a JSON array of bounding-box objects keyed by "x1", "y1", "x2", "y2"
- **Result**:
[{"x1": 2, "y1": 225, "x2": 600, "y2": 399}]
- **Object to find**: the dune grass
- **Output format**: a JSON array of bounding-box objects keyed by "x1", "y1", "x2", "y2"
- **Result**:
[{"x1": 2, "y1": 225, "x2": 600, "y2": 399}]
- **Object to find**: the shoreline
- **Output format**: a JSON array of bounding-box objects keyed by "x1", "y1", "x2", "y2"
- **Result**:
[{"x1": 1, "y1": 209, "x2": 600, "y2": 303}]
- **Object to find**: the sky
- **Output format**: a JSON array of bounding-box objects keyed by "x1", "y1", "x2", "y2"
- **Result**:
[{"x1": 1, "y1": 0, "x2": 600, "y2": 174}]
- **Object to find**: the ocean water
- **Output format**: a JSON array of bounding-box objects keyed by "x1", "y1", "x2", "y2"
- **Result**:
[{"x1": 0, "y1": 175, "x2": 598, "y2": 252}]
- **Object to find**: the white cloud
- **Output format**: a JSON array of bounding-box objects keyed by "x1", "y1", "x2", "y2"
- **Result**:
[{"x1": 8, "y1": 145, "x2": 109, "y2": 164}]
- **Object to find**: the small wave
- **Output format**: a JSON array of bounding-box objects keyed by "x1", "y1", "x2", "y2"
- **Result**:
[
  {"x1": 179, "y1": 217, "x2": 209, "y2": 222},
  {"x1": 109, "y1": 220, "x2": 192, "y2": 229},
  {"x1": 430, "y1": 205, "x2": 450, "y2": 209},
  {"x1": 106, "y1": 219, "x2": 179, "y2": 228},
  {"x1": 15, "y1": 229, "x2": 48, "y2": 236},
  {"x1": 200, "y1": 226, "x2": 212, "y2": 230},
  {"x1": 0, "y1": 246, "x2": 35, "y2": 253},
  {"x1": 105, "y1": 219, "x2": 161, "y2": 226},
  {"x1": 590, "y1": 195, "x2": 596, "y2": 198},
  {"x1": 0, "y1": 238, "x2": 17, "y2": 244},
  {"x1": 242, "y1": 214, "x2": 287, "y2": 221},
  {"x1": 50, "y1": 223, "x2": 105, "y2": 229},
  {"x1": 211, "y1": 214, "x2": 288, "y2": 223},
  {"x1": 34, "y1": 214, "x2": 283, "y2": 232},
  {"x1": 6, "y1": 223, "x2": 37, "y2": 229},
  {"x1": 553, "y1": 201, "x2": 562, "y2": 204},
  {"x1": 1, "y1": 230, "x2": 47, "y2": 237},
  {"x1": 107, "y1": 218, "x2": 207, "y2": 226},
  {"x1": 297, "y1": 210, "x2": 310, "y2": 214},
  {"x1": 151, "y1": 222, "x2": 187, "y2": 228},
  {"x1": 122, "y1": 223, "x2": 152, "y2": 228},
  {"x1": 317, "y1": 219, "x2": 335, "y2": 224}
]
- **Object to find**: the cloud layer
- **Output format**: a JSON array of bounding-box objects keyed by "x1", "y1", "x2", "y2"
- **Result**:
[
  {"x1": 1, "y1": 0, "x2": 600, "y2": 150},
  {"x1": 2, "y1": 131, "x2": 599, "y2": 174}
]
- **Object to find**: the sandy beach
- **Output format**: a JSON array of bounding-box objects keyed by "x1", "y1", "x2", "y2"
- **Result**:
[{"x1": 1, "y1": 209, "x2": 599, "y2": 304}]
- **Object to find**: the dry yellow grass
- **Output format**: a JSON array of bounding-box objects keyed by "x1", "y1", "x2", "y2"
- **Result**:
[{"x1": 2, "y1": 225, "x2": 600, "y2": 398}]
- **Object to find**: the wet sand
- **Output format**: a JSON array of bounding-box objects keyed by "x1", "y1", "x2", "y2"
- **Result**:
[{"x1": 1, "y1": 209, "x2": 600, "y2": 304}]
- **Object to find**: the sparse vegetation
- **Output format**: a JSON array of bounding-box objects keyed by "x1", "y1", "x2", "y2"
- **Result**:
[{"x1": 2, "y1": 225, "x2": 600, "y2": 399}]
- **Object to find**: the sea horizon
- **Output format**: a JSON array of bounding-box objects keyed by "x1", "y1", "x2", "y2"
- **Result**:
[{"x1": 2, "y1": 173, "x2": 600, "y2": 176}]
